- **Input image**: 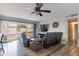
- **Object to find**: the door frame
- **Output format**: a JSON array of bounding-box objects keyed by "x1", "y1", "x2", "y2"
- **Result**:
[{"x1": 66, "y1": 18, "x2": 78, "y2": 47}]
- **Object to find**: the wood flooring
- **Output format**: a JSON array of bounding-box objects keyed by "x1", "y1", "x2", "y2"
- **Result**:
[{"x1": 0, "y1": 40, "x2": 67, "y2": 56}]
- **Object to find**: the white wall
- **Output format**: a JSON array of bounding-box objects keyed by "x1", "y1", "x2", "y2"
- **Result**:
[{"x1": 40, "y1": 17, "x2": 65, "y2": 32}]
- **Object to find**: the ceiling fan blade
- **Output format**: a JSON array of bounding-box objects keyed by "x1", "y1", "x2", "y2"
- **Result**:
[
  {"x1": 39, "y1": 12, "x2": 43, "y2": 16},
  {"x1": 36, "y1": 3, "x2": 43, "y2": 9},
  {"x1": 39, "y1": 10, "x2": 51, "y2": 13},
  {"x1": 31, "y1": 11, "x2": 36, "y2": 14}
]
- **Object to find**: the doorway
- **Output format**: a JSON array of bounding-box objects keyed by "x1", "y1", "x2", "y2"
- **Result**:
[{"x1": 67, "y1": 18, "x2": 78, "y2": 55}]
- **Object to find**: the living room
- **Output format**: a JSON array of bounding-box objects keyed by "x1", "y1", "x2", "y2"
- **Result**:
[{"x1": 0, "y1": 3, "x2": 79, "y2": 56}]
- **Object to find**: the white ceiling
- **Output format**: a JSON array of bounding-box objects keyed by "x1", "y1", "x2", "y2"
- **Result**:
[{"x1": 0, "y1": 3, "x2": 79, "y2": 21}]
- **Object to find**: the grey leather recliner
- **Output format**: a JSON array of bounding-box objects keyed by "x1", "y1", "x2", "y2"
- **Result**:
[{"x1": 21, "y1": 32, "x2": 29, "y2": 47}]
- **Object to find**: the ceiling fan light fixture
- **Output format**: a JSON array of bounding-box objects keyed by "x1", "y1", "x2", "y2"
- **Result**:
[{"x1": 30, "y1": 3, "x2": 51, "y2": 16}]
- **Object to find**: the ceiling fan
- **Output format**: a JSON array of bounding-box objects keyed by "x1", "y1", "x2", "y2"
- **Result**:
[{"x1": 30, "y1": 3, "x2": 51, "y2": 16}]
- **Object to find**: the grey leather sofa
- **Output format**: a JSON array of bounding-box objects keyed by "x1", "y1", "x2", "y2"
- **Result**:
[{"x1": 43, "y1": 32, "x2": 63, "y2": 48}]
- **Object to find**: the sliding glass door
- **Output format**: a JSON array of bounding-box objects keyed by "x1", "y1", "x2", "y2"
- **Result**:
[
  {"x1": 0, "y1": 20, "x2": 34, "y2": 41},
  {"x1": 17, "y1": 23, "x2": 33, "y2": 38},
  {"x1": 1, "y1": 21, "x2": 17, "y2": 41}
]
